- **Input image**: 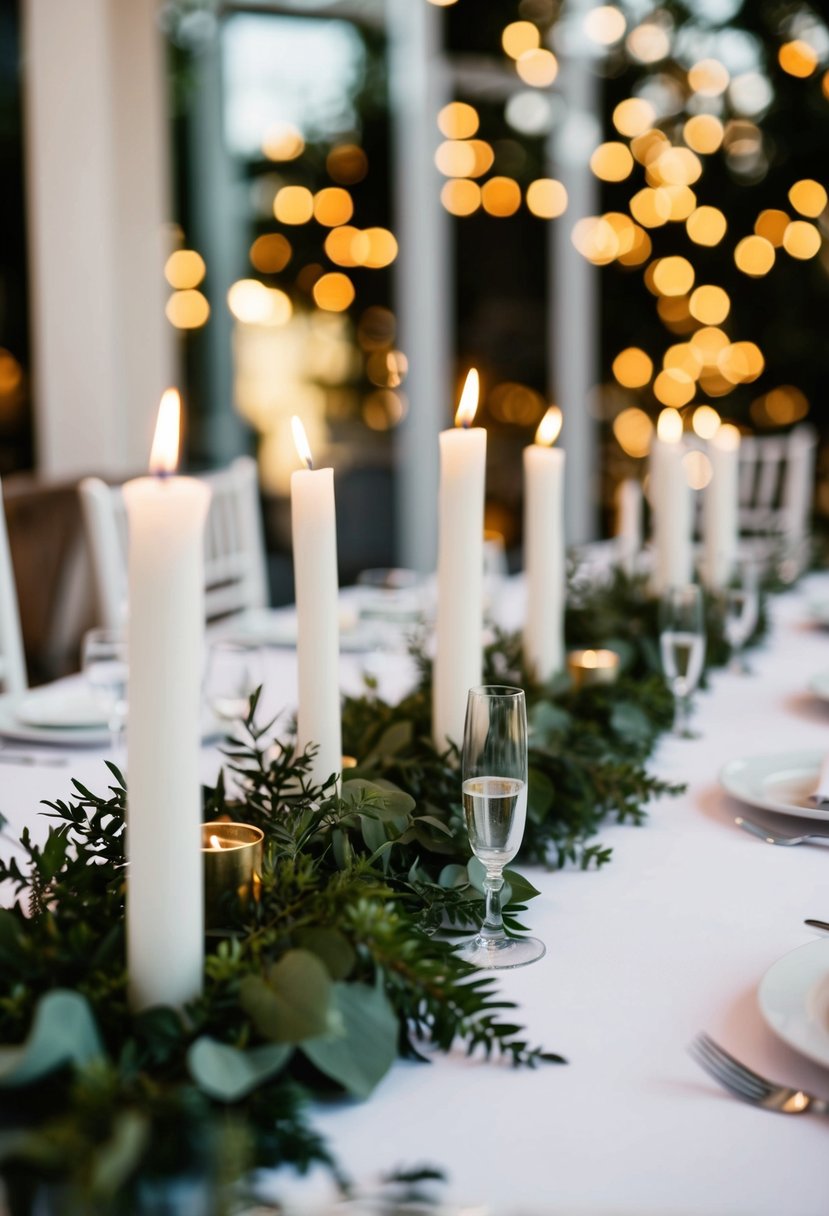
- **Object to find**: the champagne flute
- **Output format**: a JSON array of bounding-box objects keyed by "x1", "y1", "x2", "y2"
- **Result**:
[
  {"x1": 456, "y1": 685, "x2": 545, "y2": 970},
  {"x1": 81, "y1": 627, "x2": 128, "y2": 752},
  {"x1": 659, "y1": 585, "x2": 706, "y2": 739},
  {"x1": 722, "y1": 558, "x2": 760, "y2": 673}
]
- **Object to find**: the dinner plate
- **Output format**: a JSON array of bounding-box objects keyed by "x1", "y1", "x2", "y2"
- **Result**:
[
  {"x1": 16, "y1": 686, "x2": 111, "y2": 729},
  {"x1": 0, "y1": 696, "x2": 225, "y2": 749},
  {"x1": 809, "y1": 671, "x2": 829, "y2": 703},
  {"x1": 758, "y1": 938, "x2": 829, "y2": 1069},
  {"x1": 221, "y1": 607, "x2": 381, "y2": 654},
  {"x1": 719, "y1": 749, "x2": 829, "y2": 822}
]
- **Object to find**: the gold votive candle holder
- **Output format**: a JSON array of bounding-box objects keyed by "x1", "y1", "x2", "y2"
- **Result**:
[
  {"x1": 202, "y1": 822, "x2": 264, "y2": 931},
  {"x1": 567, "y1": 648, "x2": 621, "y2": 690},
  {"x1": 341, "y1": 755, "x2": 359, "y2": 770}
]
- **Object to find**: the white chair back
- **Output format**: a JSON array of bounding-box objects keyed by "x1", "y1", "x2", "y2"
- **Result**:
[
  {"x1": 80, "y1": 457, "x2": 269, "y2": 629},
  {"x1": 0, "y1": 477, "x2": 27, "y2": 696}
]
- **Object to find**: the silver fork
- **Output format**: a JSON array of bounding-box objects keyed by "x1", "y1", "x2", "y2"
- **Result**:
[
  {"x1": 734, "y1": 815, "x2": 829, "y2": 847},
  {"x1": 690, "y1": 1033, "x2": 829, "y2": 1116}
]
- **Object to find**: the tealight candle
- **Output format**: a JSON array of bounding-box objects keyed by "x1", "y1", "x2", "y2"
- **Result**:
[
  {"x1": 202, "y1": 822, "x2": 264, "y2": 932},
  {"x1": 567, "y1": 648, "x2": 620, "y2": 690}
]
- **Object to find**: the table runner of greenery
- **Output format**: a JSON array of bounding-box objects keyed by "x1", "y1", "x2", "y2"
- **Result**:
[{"x1": 0, "y1": 569, "x2": 767, "y2": 1214}]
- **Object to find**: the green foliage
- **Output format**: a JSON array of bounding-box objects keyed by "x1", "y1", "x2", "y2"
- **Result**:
[{"x1": 0, "y1": 568, "x2": 769, "y2": 1206}]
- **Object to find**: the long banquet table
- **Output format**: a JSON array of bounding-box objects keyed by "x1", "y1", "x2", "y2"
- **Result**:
[{"x1": 2, "y1": 575, "x2": 829, "y2": 1214}]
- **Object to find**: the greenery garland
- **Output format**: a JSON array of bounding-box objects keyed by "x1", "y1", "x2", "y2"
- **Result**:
[{"x1": 0, "y1": 569, "x2": 767, "y2": 1213}]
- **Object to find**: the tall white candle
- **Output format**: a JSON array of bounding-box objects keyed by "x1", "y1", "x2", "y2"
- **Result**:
[
  {"x1": 433, "y1": 370, "x2": 486, "y2": 750},
  {"x1": 523, "y1": 406, "x2": 565, "y2": 683},
  {"x1": 291, "y1": 416, "x2": 342, "y2": 785},
  {"x1": 703, "y1": 422, "x2": 740, "y2": 588},
  {"x1": 615, "y1": 478, "x2": 643, "y2": 575},
  {"x1": 124, "y1": 390, "x2": 210, "y2": 1011},
  {"x1": 650, "y1": 408, "x2": 693, "y2": 593}
]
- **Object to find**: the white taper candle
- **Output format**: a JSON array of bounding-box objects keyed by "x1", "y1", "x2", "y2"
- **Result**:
[
  {"x1": 703, "y1": 423, "x2": 740, "y2": 588},
  {"x1": 523, "y1": 406, "x2": 565, "y2": 683}
]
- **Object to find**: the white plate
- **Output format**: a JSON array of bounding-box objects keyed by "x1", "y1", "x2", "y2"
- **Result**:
[
  {"x1": 810, "y1": 671, "x2": 829, "y2": 702},
  {"x1": 0, "y1": 696, "x2": 225, "y2": 749},
  {"x1": 719, "y1": 749, "x2": 829, "y2": 822},
  {"x1": 221, "y1": 607, "x2": 381, "y2": 654},
  {"x1": 16, "y1": 686, "x2": 111, "y2": 729},
  {"x1": 758, "y1": 938, "x2": 829, "y2": 1069}
]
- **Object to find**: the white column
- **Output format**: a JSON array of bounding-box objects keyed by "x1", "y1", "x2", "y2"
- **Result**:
[
  {"x1": 23, "y1": 0, "x2": 173, "y2": 478},
  {"x1": 548, "y1": 3, "x2": 601, "y2": 544},
  {"x1": 388, "y1": 0, "x2": 452, "y2": 573}
]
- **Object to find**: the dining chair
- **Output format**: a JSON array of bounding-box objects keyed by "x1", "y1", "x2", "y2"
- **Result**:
[
  {"x1": 79, "y1": 456, "x2": 269, "y2": 629},
  {"x1": 0, "y1": 476, "x2": 27, "y2": 696}
]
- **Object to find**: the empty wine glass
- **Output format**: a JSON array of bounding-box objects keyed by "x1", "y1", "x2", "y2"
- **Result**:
[
  {"x1": 204, "y1": 641, "x2": 262, "y2": 729},
  {"x1": 456, "y1": 685, "x2": 545, "y2": 970},
  {"x1": 659, "y1": 585, "x2": 706, "y2": 739},
  {"x1": 81, "y1": 627, "x2": 128, "y2": 752},
  {"x1": 722, "y1": 559, "x2": 760, "y2": 673}
]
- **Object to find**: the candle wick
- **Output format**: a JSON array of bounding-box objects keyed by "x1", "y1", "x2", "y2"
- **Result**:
[
  {"x1": 461, "y1": 420, "x2": 471, "y2": 431},
  {"x1": 306, "y1": 457, "x2": 314, "y2": 471}
]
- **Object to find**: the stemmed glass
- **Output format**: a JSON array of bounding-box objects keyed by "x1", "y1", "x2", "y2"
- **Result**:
[
  {"x1": 81, "y1": 627, "x2": 128, "y2": 752},
  {"x1": 204, "y1": 641, "x2": 262, "y2": 729},
  {"x1": 456, "y1": 685, "x2": 545, "y2": 970},
  {"x1": 722, "y1": 559, "x2": 760, "y2": 673},
  {"x1": 659, "y1": 585, "x2": 706, "y2": 739}
]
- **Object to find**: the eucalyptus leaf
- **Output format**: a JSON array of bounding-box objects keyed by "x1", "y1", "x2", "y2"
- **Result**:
[
  {"x1": 295, "y1": 927, "x2": 357, "y2": 981},
  {"x1": 301, "y1": 979, "x2": 398, "y2": 1099},
  {"x1": 0, "y1": 991, "x2": 105, "y2": 1087},
  {"x1": 438, "y1": 863, "x2": 469, "y2": 890},
  {"x1": 187, "y1": 1037, "x2": 292, "y2": 1102},
  {"x1": 90, "y1": 1111, "x2": 150, "y2": 1198},
  {"x1": 239, "y1": 950, "x2": 335, "y2": 1043},
  {"x1": 610, "y1": 701, "x2": 654, "y2": 748}
]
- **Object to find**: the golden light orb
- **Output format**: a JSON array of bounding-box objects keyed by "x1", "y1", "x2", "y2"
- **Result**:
[
  {"x1": 782, "y1": 220, "x2": 821, "y2": 259},
  {"x1": 683, "y1": 114, "x2": 724, "y2": 155},
  {"x1": 526, "y1": 178, "x2": 568, "y2": 218},
  {"x1": 326, "y1": 144, "x2": 368, "y2": 185},
  {"x1": 618, "y1": 225, "x2": 652, "y2": 266},
  {"x1": 362, "y1": 228, "x2": 398, "y2": 268},
  {"x1": 631, "y1": 129, "x2": 668, "y2": 165},
  {"x1": 690, "y1": 326, "x2": 729, "y2": 366},
  {"x1": 657, "y1": 407, "x2": 684, "y2": 442},
  {"x1": 688, "y1": 59, "x2": 730, "y2": 97},
  {"x1": 435, "y1": 140, "x2": 477, "y2": 177},
  {"x1": 516, "y1": 48, "x2": 559, "y2": 87},
  {"x1": 467, "y1": 141, "x2": 496, "y2": 178},
  {"x1": 718, "y1": 341, "x2": 764, "y2": 384},
  {"x1": 627, "y1": 22, "x2": 671, "y2": 64},
  {"x1": 692, "y1": 404, "x2": 721, "y2": 439},
  {"x1": 249, "y1": 233, "x2": 292, "y2": 274},
  {"x1": 274, "y1": 185, "x2": 314, "y2": 225},
  {"x1": 663, "y1": 343, "x2": 701, "y2": 380},
  {"x1": 441, "y1": 179, "x2": 482, "y2": 216},
  {"x1": 437, "y1": 102, "x2": 479, "y2": 139},
  {"x1": 779, "y1": 40, "x2": 818, "y2": 78},
  {"x1": 612, "y1": 346, "x2": 653, "y2": 388},
  {"x1": 665, "y1": 186, "x2": 697, "y2": 222},
  {"x1": 590, "y1": 141, "x2": 634, "y2": 182},
  {"x1": 686, "y1": 206, "x2": 727, "y2": 246},
  {"x1": 612, "y1": 97, "x2": 656, "y2": 137},
  {"x1": 165, "y1": 290, "x2": 210, "y2": 329},
  {"x1": 788, "y1": 179, "x2": 828, "y2": 218},
  {"x1": 571, "y1": 215, "x2": 619, "y2": 263},
  {"x1": 630, "y1": 187, "x2": 671, "y2": 228},
  {"x1": 324, "y1": 226, "x2": 365, "y2": 268},
  {"x1": 481, "y1": 177, "x2": 522, "y2": 217},
  {"x1": 313, "y1": 272, "x2": 355, "y2": 312},
  {"x1": 164, "y1": 249, "x2": 206, "y2": 290},
  {"x1": 650, "y1": 146, "x2": 703, "y2": 187},
  {"x1": 502, "y1": 21, "x2": 540, "y2": 60},
  {"x1": 227, "y1": 280, "x2": 291, "y2": 327},
  {"x1": 689, "y1": 285, "x2": 730, "y2": 325},
  {"x1": 653, "y1": 256, "x2": 695, "y2": 297},
  {"x1": 261, "y1": 122, "x2": 304, "y2": 162},
  {"x1": 613, "y1": 407, "x2": 654, "y2": 457},
  {"x1": 313, "y1": 187, "x2": 353, "y2": 228},
  {"x1": 654, "y1": 369, "x2": 695, "y2": 408},
  {"x1": 754, "y1": 209, "x2": 790, "y2": 247},
  {"x1": 734, "y1": 234, "x2": 775, "y2": 276},
  {"x1": 583, "y1": 6, "x2": 626, "y2": 46}
]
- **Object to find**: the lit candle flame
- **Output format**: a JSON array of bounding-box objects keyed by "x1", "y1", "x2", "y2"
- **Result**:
[
  {"x1": 454, "y1": 368, "x2": 480, "y2": 428},
  {"x1": 656, "y1": 407, "x2": 683, "y2": 444},
  {"x1": 291, "y1": 415, "x2": 314, "y2": 470},
  {"x1": 149, "y1": 389, "x2": 181, "y2": 476},
  {"x1": 208, "y1": 834, "x2": 223, "y2": 850},
  {"x1": 535, "y1": 405, "x2": 563, "y2": 447},
  {"x1": 582, "y1": 649, "x2": 598, "y2": 668},
  {"x1": 716, "y1": 421, "x2": 741, "y2": 450}
]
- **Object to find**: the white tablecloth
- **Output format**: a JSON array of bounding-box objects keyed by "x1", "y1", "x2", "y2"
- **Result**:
[{"x1": 2, "y1": 578, "x2": 829, "y2": 1214}]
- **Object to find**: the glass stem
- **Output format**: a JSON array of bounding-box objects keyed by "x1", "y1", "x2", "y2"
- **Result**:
[
  {"x1": 480, "y1": 869, "x2": 506, "y2": 942},
  {"x1": 674, "y1": 693, "x2": 689, "y2": 737}
]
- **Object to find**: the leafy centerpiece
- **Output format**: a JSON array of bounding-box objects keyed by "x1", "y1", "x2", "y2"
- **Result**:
[{"x1": 0, "y1": 570, "x2": 766, "y2": 1212}]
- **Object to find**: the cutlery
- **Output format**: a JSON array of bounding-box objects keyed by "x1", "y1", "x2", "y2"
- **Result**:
[
  {"x1": 734, "y1": 815, "x2": 829, "y2": 847},
  {"x1": 804, "y1": 919, "x2": 829, "y2": 933},
  {"x1": 0, "y1": 750, "x2": 67, "y2": 768},
  {"x1": 690, "y1": 1033, "x2": 829, "y2": 1116}
]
